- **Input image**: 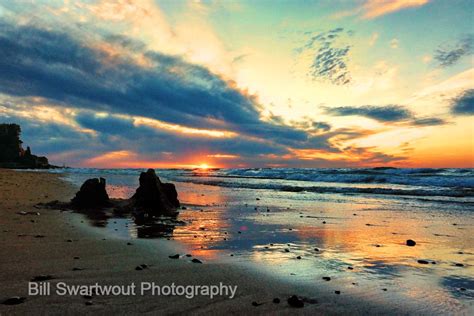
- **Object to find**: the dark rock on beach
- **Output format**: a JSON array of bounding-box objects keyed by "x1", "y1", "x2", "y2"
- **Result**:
[
  {"x1": 287, "y1": 295, "x2": 304, "y2": 308},
  {"x1": 406, "y1": 239, "x2": 416, "y2": 246},
  {"x1": 2, "y1": 296, "x2": 26, "y2": 305},
  {"x1": 71, "y1": 178, "x2": 110, "y2": 208},
  {"x1": 128, "y1": 169, "x2": 180, "y2": 216},
  {"x1": 31, "y1": 275, "x2": 54, "y2": 282}
]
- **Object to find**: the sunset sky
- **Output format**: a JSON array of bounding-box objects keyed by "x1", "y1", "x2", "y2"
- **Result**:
[{"x1": 0, "y1": 0, "x2": 473, "y2": 168}]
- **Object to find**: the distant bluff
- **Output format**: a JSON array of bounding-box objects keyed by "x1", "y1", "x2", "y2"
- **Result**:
[{"x1": 0, "y1": 123, "x2": 53, "y2": 169}]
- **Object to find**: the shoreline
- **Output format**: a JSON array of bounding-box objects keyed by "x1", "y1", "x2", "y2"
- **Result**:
[{"x1": 0, "y1": 169, "x2": 471, "y2": 315}]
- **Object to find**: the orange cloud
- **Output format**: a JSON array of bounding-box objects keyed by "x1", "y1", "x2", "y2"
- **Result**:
[
  {"x1": 363, "y1": 0, "x2": 430, "y2": 19},
  {"x1": 334, "y1": 0, "x2": 430, "y2": 19}
]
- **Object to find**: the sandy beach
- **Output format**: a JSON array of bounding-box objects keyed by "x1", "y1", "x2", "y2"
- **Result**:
[
  {"x1": 0, "y1": 169, "x2": 361, "y2": 315},
  {"x1": 1, "y1": 169, "x2": 472, "y2": 315}
]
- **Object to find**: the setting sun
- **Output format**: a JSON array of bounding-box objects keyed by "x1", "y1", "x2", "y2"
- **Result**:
[{"x1": 197, "y1": 163, "x2": 210, "y2": 170}]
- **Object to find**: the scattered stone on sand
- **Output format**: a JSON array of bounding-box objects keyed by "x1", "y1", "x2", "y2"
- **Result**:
[
  {"x1": 460, "y1": 287, "x2": 466, "y2": 291},
  {"x1": 382, "y1": 288, "x2": 387, "y2": 291},
  {"x1": 256, "y1": 198, "x2": 260, "y2": 200},
  {"x1": 71, "y1": 178, "x2": 110, "y2": 208},
  {"x1": 185, "y1": 254, "x2": 192, "y2": 257},
  {"x1": 34, "y1": 234, "x2": 45, "y2": 238},
  {"x1": 140, "y1": 264, "x2": 149, "y2": 269},
  {"x1": 406, "y1": 239, "x2": 416, "y2": 246},
  {"x1": 66, "y1": 239, "x2": 73, "y2": 242},
  {"x1": 2, "y1": 296, "x2": 26, "y2": 305},
  {"x1": 287, "y1": 295, "x2": 304, "y2": 308},
  {"x1": 417, "y1": 260, "x2": 429, "y2": 264},
  {"x1": 72, "y1": 267, "x2": 84, "y2": 271},
  {"x1": 296, "y1": 256, "x2": 302, "y2": 260},
  {"x1": 191, "y1": 258, "x2": 202, "y2": 264},
  {"x1": 322, "y1": 221, "x2": 326, "y2": 224},
  {"x1": 251, "y1": 301, "x2": 262, "y2": 306},
  {"x1": 135, "y1": 266, "x2": 143, "y2": 271},
  {"x1": 85, "y1": 301, "x2": 93, "y2": 306},
  {"x1": 273, "y1": 298, "x2": 280, "y2": 304},
  {"x1": 284, "y1": 249, "x2": 290, "y2": 253},
  {"x1": 347, "y1": 266, "x2": 354, "y2": 270},
  {"x1": 127, "y1": 242, "x2": 132, "y2": 246},
  {"x1": 322, "y1": 277, "x2": 331, "y2": 281},
  {"x1": 31, "y1": 275, "x2": 54, "y2": 282},
  {"x1": 335, "y1": 291, "x2": 341, "y2": 295},
  {"x1": 314, "y1": 248, "x2": 319, "y2": 251},
  {"x1": 168, "y1": 254, "x2": 180, "y2": 259},
  {"x1": 455, "y1": 263, "x2": 464, "y2": 267}
]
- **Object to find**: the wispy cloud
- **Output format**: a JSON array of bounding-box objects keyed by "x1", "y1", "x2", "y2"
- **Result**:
[
  {"x1": 325, "y1": 105, "x2": 412, "y2": 122},
  {"x1": 434, "y1": 35, "x2": 473, "y2": 67},
  {"x1": 334, "y1": 0, "x2": 430, "y2": 20},
  {"x1": 362, "y1": 0, "x2": 430, "y2": 19},
  {"x1": 325, "y1": 105, "x2": 449, "y2": 127},
  {"x1": 297, "y1": 28, "x2": 352, "y2": 85}
]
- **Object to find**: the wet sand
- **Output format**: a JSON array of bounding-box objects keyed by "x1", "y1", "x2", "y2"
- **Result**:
[{"x1": 0, "y1": 169, "x2": 472, "y2": 315}]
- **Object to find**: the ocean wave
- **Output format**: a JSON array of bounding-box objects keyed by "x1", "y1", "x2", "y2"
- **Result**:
[
  {"x1": 207, "y1": 168, "x2": 474, "y2": 188},
  {"x1": 177, "y1": 177, "x2": 474, "y2": 199}
]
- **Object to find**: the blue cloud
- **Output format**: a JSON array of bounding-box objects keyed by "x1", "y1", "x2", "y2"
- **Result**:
[
  {"x1": 434, "y1": 35, "x2": 473, "y2": 67},
  {"x1": 325, "y1": 105, "x2": 412, "y2": 122},
  {"x1": 411, "y1": 117, "x2": 447, "y2": 126},
  {"x1": 0, "y1": 21, "x2": 323, "y2": 152},
  {"x1": 297, "y1": 28, "x2": 352, "y2": 85},
  {"x1": 451, "y1": 89, "x2": 474, "y2": 115},
  {"x1": 312, "y1": 121, "x2": 331, "y2": 131}
]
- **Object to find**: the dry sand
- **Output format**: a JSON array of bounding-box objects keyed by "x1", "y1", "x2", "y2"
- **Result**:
[{"x1": 0, "y1": 169, "x2": 426, "y2": 315}]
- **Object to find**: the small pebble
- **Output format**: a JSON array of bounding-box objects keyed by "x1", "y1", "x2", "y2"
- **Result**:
[
  {"x1": 273, "y1": 298, "x2": 280, "y2": 304},
  {"x1": 31, "y1": 275, "x2": 54, "y2": 282},
  {"x1": 417, "y1": 260, "x2": 429, "y2": 264},
  {"x1": 335, "y1": 291, "x2": 341, "y2": 295},
  {"x1": 322, "y1": 277, "x2": 331, "y2": 281},
  {"x1": 169, "y1": 254, "x2": 180, "y2": 259},
  {"x1": 287, "y1": 295, "x2": 304, "y2": 308},
  {"x1": 406, "y1": 239, "x2": 416, "y2": 246},
  {"x1": 2, "y1": 296, "x2": 26, "y2": 305},
  {"x1": 191, "y1": 258, "x2": 202, "y2": 264}
]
